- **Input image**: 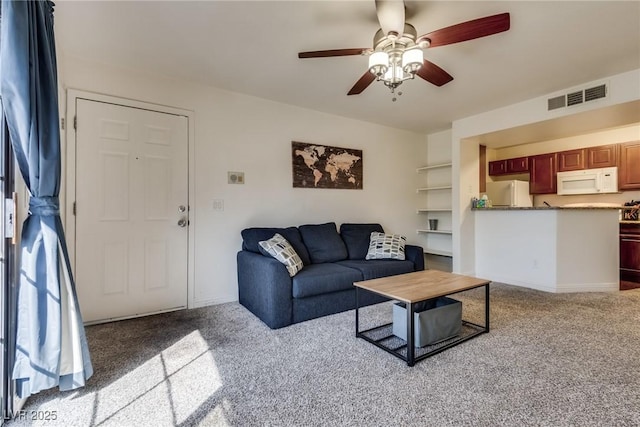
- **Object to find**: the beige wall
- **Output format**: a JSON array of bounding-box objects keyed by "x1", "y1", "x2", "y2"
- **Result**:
[
  {"x1": 58, "y1": 53, "x2": 640, "y2": 304},
  {"x1": 59, "y1": 55, "x2": 425, "y2": 307}
]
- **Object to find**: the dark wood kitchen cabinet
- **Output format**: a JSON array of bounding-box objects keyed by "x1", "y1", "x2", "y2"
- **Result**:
[
  {"x1": 529, "y1": 153, "x2": 557, "y2": 194},
  {"x1": 558, "y1": 149, "x2": 586, "y2": 172},
  {"x1": 507, "y1": 156, "x2": 529, "y2": 173},
  {"x1": 620, "y1": 222, "x2": 640, "y2": 284},
  {"x1": 619, "y1": 141, "x2": 640, "y2": 190},
  {"x1": 556, "y1": 145, "x2": 618, "y2": 172},
  {"x1": 587, "y1": 144, "x2": 618, "y2": 168},
  {"x1": 488, "y1": 156, "x2": 529, "y2": 176},
  {"x1": 488, "y1": 160, "x2": 507, "y2": 175}
]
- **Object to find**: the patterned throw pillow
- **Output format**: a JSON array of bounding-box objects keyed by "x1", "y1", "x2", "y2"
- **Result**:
[
  {"x1": 365, "y1": 232, "x2": 406, "y2": 260},
  {"x1": 259, "y1": 233, "x2": 304, "y2": 277}
]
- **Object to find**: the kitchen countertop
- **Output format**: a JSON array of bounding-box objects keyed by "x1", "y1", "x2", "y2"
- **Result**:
[
  {"x1": 471, "y1": 206, "x2": 624, "y2": 211},
  {"x1": 472, "y1": 206, "x2": 639, "y2": 224}
]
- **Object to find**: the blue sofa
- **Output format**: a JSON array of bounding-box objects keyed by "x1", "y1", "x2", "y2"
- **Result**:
[{"x1": 237, "y1": 222, "x2": 425, "y2": 329}]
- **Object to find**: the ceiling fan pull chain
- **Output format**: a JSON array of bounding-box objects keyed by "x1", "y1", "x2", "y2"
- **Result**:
[{"x1": 391, "y1": 88, "x2": 402, "y2": 102}]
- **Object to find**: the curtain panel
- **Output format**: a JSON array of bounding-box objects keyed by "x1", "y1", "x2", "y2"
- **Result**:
[{"x1": 0, "y1": 0, "x2": 92, "y2": 397}]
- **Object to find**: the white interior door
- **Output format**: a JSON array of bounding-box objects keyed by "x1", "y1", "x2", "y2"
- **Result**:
[{"x1": 74, "y1": 98, "x2": 188, "y2": 323}]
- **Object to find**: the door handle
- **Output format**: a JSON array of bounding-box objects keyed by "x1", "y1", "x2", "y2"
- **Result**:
[
  {"x1": 12, "y1": 192, "x2": 16, "y2": 244},
  {"x1": 177, "y1": 218, "x2": 187, "y2": 227},
  {"x1": 5, "y1": 192, "x2": 17, "y2": 245}
]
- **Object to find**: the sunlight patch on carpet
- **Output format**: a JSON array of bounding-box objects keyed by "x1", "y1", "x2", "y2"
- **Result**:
[{"x1": 92, "y1": 330, "x2": 223, "y2": 425}]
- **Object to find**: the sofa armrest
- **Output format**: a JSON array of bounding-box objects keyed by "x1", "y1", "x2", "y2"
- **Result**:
[
  {"x1": 237, "y1": 250, "x2": 294, "y2": 329},
  {"x1": 405, "y1": 245, "x2": 425, "y2": 271}
]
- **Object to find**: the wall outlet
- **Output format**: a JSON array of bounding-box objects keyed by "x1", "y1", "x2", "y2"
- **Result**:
[
  {"x1": 213, "y1": 199, "x2": 224, "y2": 211},
  {"x1": 228, "y1": 171, "x2": 244, "y2": 184}
]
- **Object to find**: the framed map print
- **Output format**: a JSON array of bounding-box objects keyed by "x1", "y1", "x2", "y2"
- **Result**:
[{"x1": 291, "y1": 141, "x2": 363, "y2": 189}]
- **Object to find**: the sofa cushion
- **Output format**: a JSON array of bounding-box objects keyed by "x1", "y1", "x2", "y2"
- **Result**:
[
  {"x1": 298, "y1": 222, "x2": 348, "y2": 263},
  {"x1": 336, "y1": 259, "x2": 415, "y2": 280},
  {"x1": 339, "y1": 223, "x2": 385, "y2": 260},
  {"x1": 258, "y1": 233, "x2": 304, "y2": 277},
  {"x1": 292, "y1": 263, "x2": 362, "y2": 298},
  {"x1": 365, "y1": 232, "x2": 406, "y2": 260},
  {"x1": 241, "y1": 227, "x2": 311, "y2": 265}
]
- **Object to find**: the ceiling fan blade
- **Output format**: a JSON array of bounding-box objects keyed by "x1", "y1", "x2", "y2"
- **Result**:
[
  {"x1": 375, "y1": 0, "x2": 405, "y2": 36},
  {"x1": 416, "y1": 60, "x2": 454, "y2": 87},
  {"x1": 417, "y1": 13, "x2": 510, "y2": 48},
  {"x1": 347, "y1": 72, "x2": 376, "y2": 95},
  {"x1": 298, "y1": 49, "x2": 367, "y2": 59}
]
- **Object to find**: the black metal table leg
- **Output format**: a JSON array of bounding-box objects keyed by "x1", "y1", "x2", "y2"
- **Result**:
[
  {"x1": 354, "y1": 278, "x2": 491, "y2": 367},
  {"x1": 406, "y1": 301, "x2": 415, "y2": 366},
  {"x1": 485, "y1": 283, "x2": 490, "y2": 332},
  {"x1": 355, "y1": 287, "x2": 360, "y2": 337}
]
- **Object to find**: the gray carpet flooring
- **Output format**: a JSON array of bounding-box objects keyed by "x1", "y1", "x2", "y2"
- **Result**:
[{"x1": 6, "y1": 283, "x2": 640, "y2": 427}]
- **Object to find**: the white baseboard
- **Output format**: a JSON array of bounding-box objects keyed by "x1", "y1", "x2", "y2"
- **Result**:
[
  {"x1": 555, "y1": 282, "x2": 618, "y2": 293},
  {"x1": 477, "y1": 274, "x2": 556, "y2": 293},
  {"x1": 191, "y1": 295, "x2": 237, "y2": 308},
  {"x1": 478, "y1": 273, "x2": 618, "y2": 293}
]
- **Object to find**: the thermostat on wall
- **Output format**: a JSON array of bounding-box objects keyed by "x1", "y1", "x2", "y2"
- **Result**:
[{"x1": 228, "y1": 171, "x2": 244, "y2": 184}]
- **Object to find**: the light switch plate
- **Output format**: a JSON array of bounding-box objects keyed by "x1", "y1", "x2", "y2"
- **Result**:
[{"x1": 228, "y1": 171, "x2": 244, "y2": 184}]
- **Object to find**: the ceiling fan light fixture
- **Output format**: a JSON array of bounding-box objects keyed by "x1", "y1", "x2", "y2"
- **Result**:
[
  {"x1": 401, "y1": 48, "x2": 423, "y2": 74},
  {"x1": 297, "y1": 8, "x2": 510, "y2": 97},
  {"x1": 383, "y1": 65, "x2": 404, "y2": 84},
  {"x1": 368, "y1": 51, "x2": 389, "y2": 76}
]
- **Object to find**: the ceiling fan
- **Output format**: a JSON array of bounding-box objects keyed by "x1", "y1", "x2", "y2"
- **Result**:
[{"x1": 298, "y1": 1, "x2": 510, "y2": 98}]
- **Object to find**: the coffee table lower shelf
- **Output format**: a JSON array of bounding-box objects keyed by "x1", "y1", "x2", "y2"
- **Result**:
[
  {"x1": 354, "y1": 270, "x2": 491, "y2": 366},
  {"x1": 356, "y1": 320, "x2": 487, "y2": 364}
]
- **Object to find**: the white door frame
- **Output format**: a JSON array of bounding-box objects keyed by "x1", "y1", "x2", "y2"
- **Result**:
[{"x1": 64, "y1": 89, "x2": 196, "y2": 311}]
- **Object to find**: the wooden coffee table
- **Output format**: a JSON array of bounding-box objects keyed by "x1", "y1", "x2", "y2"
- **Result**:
[{"x1": 354, "y1": 269, "x2": 491, "y2": 366}]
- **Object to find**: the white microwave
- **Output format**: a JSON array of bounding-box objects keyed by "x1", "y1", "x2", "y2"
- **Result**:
[{"x1": 557, "y1": 166, "x2": 618, "y2": 195}]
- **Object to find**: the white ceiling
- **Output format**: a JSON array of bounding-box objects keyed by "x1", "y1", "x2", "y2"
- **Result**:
[{"x1": 54, "y1": 1, "x2": 640, "y2": 140}]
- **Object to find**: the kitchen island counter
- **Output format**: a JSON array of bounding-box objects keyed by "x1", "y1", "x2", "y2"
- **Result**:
[
  {"x1": 474, "y1": 208, "x2": 619, "y2": 293},
  {"x1": 472, "y1": 206, "x2": 622, "y2": 210}
]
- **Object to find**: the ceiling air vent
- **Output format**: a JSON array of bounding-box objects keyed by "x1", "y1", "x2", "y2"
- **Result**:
[
  {"x1": 585, "y1": 84, "x2": 607, "y2": 102},
  {"x1": 567, "y1": 90, "x2": 584, "y2": 106}
]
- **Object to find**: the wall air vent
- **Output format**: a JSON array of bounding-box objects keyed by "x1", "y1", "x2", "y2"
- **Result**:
[
  {"x1": 567, "y1": 90, "x2": 584, "y2": 106},
  {"x1": 584, "y1": 84, "x2": 607, "y2": 102},
  {"x1": 546, "y1": 82, "x2": 608, "y2": 112},
  {"x1": 547, "y1": 95, "x2": 566, "y2": 111}
]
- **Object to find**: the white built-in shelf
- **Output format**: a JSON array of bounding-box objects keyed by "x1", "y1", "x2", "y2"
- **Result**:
[
  {"x1": 416, "y1": 186, "x2": 452, "y2": 192},
  {"x1": 423, "y1": 249, "x2": 453, "y2": 257},
  {"x1": 417, "y1": 229, "x2": 452, "y2": 235},
  {"x1": 417, "y1": 155, "x2": 453, "y2": 260},
  {"x1": 416, "y1": 163, "x2": 452, "y2": 173}
]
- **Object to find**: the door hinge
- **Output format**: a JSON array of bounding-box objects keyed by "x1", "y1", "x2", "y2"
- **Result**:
[
  {"x1": 61, "y1": 118, "x2": 65, "y2": 130},
  {"x1": 73, "y1": 201, "x2": 76, "y2": 216},
  {"x1": 74, "y1": 116, "x2": 77, "y2": 130}
]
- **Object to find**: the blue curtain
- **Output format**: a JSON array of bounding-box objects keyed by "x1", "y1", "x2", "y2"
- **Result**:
[{"x1": 0, "y1": 0, "x2": 92, "y2": 397}]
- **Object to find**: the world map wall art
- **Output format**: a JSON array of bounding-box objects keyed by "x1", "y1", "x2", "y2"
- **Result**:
[{"x1": 291, "y1": 141, "x2": 363, "y2": 189}]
